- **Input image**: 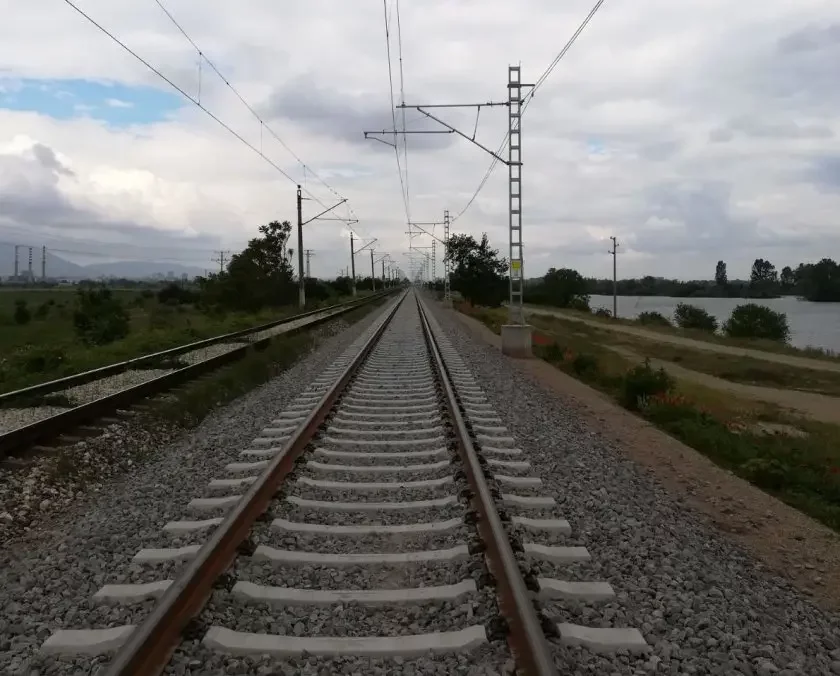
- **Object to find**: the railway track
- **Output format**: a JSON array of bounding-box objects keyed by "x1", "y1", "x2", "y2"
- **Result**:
[
  {"x1": 0, "y1": 292, "x2": 389, "y2": 460},
  {"x1": 38, "y1": 290, "x2": 649, "y2": 675}
]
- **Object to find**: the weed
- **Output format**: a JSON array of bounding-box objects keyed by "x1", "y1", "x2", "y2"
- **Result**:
[{"x1": 621, "y1": 359, "x2": 673, "y2": 410}]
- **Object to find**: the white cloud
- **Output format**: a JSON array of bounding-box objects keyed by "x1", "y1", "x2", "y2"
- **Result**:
[
  {"x1": 104, "y1": 98, "x2": 133, "y2": 108},
  {"x1": 0, "y1": 0, "x2": 838, "y2": 280}
]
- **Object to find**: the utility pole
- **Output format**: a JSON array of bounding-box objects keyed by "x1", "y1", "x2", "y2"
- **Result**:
[
  {"x1": 370, "y1": 249, "x2": 376, "y2": 292},
  {"x1": 443, "y1": 209, "x2": 451, "y2": 305},
  {"x1": 369, "y1": 67, "x2": 534, "y2": 354},
  {"x1": 212, "y1": 250, "x2": 230, "y2": 274},
  {"x1": 297, "y1": 187, "x2": 353, "y2": 307},
  {"x1": 28, "y1": 247, "x2": 33, "y2": 283},
  {"x1": 609, "y1": 236, "x2": 619, "y2": 318},
  {"x1": 13, "y1": 245, "x2": 19, "y2": 281},
  {"x1": 297, "y1": 185, "x2": 305, "y2": 308},
  {"x1": 41, "y1": 245, "x2": 46, "y2": 281},
  {"x1": 304, "y1": 249, "x2": 315, "y2": 278},
  {"x1": 349, "y1": 233, "x2": 356, "y2": 296}
]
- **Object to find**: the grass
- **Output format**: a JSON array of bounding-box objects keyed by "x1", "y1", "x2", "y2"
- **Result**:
[
  {"x1": 0, "y1": 288, "x2": 361, "y2": 394},
  {"x1": 525, "y1": 303, "x2": 840, "y2": 362},
  {"x1": 460, "y1": 303, "x2": 840, "y2": 532},
  {"x1": 150, "y1": 295, "x2": 384, "y2": 427},
  {"x1": 527, "y1": 312, "x2": 840, "y2": 397}
]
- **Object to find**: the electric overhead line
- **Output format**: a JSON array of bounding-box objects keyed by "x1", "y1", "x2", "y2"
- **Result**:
[
  {"x1": 59, "y1": 0, "x2": 356, "y2": 226},
  {"x1": 451, "y1": 0, "x2": 607, "y2": 223},
  {"x1": 382, "y1": 0, "x2": 410, "y2": 224}
]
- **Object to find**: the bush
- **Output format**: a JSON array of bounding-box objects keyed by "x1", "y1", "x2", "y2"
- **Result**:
[
  {"x1": 13, "y1": 300, "x2": 31, "y2": 325},
  {"x1": 739, "y1": 457, "x2": 790, "y2": 491},
  {"x1": 568, "y1": 296, "x2": 591, "y2": 312},
  {"x1": 673, "y1": 303, "x2": 717, "y2": 332},
  {"x1": 157, "y1": 283, "x2": 198, "y2": 305},
  {"x1": 637, "y1": 311, "x2": 671, "y2": 327},
  {"x1": 33, "y1": 302, "x2": 50, "y2": 319},
  {"x1": 621, "y1": 359, "x2": 673, "y2": 410},
  {"x1": 19, "y1": 346, "x2": 67, "y2": 374},
  {"x1": 572, "y1": 353, "x2": 599, "y2": 377},
  {"x1": 594, "y1": 308, "x2": 612, "y2": 319},
  {"x1": 723, "y1": 304, "x2": 790, "y2": 343},
  {"x1": 73, "y1": 287, "x2": 130, "y2": 346}
]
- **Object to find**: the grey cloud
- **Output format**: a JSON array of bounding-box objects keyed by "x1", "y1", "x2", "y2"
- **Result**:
[
  {"x1": 806, "y1": 156, "x2": 840, "y2": 193},
  {"x1": 727, "y1": 115, "x2": 833, "y2": 140},
  {"x1": 709, "y1": 128, "x2": 733, "y2": 143},
  {"x1": 262, "y1": 75, "x2": 456, "y2": 151},
  {"x1": 30, "y1": 142, "x2": 74, "y2": 176}
]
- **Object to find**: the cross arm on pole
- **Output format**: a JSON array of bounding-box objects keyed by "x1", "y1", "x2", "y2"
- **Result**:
[
  {"x1": 398, "y1": 105, "x2": 509, "y2": 164},
  {"x1": 353, "y1": 238, "x2": 378, "y2": 255},
  {"x1": 301, "y1": 198, "x2": 348, "y2": 226}
]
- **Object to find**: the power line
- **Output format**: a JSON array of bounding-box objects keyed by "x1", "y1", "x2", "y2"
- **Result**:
[
  {"x1": 452, "y1": 0, "x2": 607, "y2": 223},
  {"x1": 150, "y1": 0, "x2": 353, "y2": 217},
  {"x1": 395, "y1": 0, "x2": 410, "y2": 224},
  {"x1": 382, "y1": 0, "x2": 410, "y2": 224},
  {"x1": 59, "y1": 0, "x2": 355, "y2": 228}
]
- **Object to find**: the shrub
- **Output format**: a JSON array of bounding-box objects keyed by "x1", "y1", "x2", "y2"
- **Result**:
[
  {"x1": 13, "y1": 300, "x2": 31, "y2": 325},
  {"x1": 673, "y1": 303, "x2": 717, "y2": 332},
  {"x1": 572, "y1": 353, "x2": 599, "y2": 377},
  {"x1": 594, "y1": 308, "x2": 612, "y2": 319},
  {"x1": 738, "y1": 457, "x2": 790, "y2": 491},
  {"x1": 723, "y1": 303, "x2": 790, "y2": 343},
  {"x1": 73, "y1": 287, "x2": 130, "y2": 346},
  {"x1": 33, "y1": 302, "x2": 50, "y2": 319},
  {"x1": 568, "y1": 296, "x2": 591, "y2": 312},
  {"x1": 19, "y1": 346, "x2": 67, "y2": 374},
  {"x1": 621, "y1": 359, "x2": 673, "y2": 410},
  {"x1": 157, "y1": 283, "x2": 198, "y2": 305},
  {"x1": 637, "y1": 311, "x2": 671, "y2": 327}
]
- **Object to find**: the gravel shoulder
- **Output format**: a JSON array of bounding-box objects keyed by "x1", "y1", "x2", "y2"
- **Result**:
[
  {"x1": 433, "y1": 303, "x2": 840, "y2": 675},
  {"x1": 524, "y1": 304, "x2": 840, "y2": 373},
  {"x1": 0, "y1": 307, "x2": 387, "y2": 676}
]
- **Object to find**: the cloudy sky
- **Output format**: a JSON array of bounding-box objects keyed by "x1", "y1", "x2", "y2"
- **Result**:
[{"x1": 1, "y1": 0, "x2": 838, "y2": 281}]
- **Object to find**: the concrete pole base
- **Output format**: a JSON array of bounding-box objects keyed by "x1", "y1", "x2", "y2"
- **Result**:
[{"x1": 501, "y1": 324, "x2": 533, "y2": 358}]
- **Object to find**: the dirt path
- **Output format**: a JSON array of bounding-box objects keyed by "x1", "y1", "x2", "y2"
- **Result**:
[
  {"x1": 604, "y1": 344, "x2": 840, "y2": 425},
  {"x1": 523, "y1": 305, "x2": 840, "y2": 374},
  {"x1": 448, "y1": 307, "x2": 840, "y2": 611}
]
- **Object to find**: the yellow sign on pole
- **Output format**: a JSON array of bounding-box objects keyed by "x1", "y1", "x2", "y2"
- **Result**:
[{"x1": 511, "y1": 260, "x2": 521, "y2": 280}]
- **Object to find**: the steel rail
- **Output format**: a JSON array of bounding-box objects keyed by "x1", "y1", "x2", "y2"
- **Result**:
[
  {"x1": 415, "y1": 294, "x2": 558, "y2": 676},
  {"x1": 0, "y1": 291, "x2": 395, "y2": 458},
  {"x1": 0, "y1": 292, "x2": 389, "y2": 405},
  {"x1": 104, "y1": 291, "x2": 407, "y2": 676}
]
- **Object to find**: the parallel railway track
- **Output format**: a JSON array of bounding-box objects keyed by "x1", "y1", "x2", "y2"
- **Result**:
[
  {"x1": 38, "y1": 291, "x2": 649, "y2": 675},
  {"x1": 0, "y1": 292, "x2": 390, "y2": 460}
]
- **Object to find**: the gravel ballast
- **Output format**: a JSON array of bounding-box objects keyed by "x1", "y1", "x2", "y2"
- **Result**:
[
  {"x1": 0, "y1": 300, "x2": 391, "y2": 676},
  {"x1": 426, "y1": 300, "x2": 840, "y2": 676}
]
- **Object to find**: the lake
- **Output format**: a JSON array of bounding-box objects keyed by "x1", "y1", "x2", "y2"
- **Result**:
[{"x1": 587, "y1": 294, "x2": 840, "y2": 352}]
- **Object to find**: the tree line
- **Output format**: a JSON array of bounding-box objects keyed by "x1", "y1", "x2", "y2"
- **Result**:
[{"x1": 585, "y1": 257, "x2": 840, "y2": 302}]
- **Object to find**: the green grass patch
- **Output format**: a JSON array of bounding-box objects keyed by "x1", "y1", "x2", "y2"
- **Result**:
[{"x1": 462, "y1": 303, "x2": 840, "y2": 533}]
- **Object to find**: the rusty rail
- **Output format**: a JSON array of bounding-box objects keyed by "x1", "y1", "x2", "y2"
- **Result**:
[
  {"x1": 104, "y1": 292, "x2": 406, "y2": 676},
  {"x1": 415, "y1": 294, "x2": 557, "y2": 676}
]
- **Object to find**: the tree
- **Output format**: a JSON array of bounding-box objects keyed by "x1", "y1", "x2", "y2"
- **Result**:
[
  {"x1": 799, "y1": 258, "x2": 840, "y2": 302},
  {"x1": 541, "y1": 268, "x2": 590, "y2": 309},
  {"x1": 201, "y1": 220, "x2": 297, "y2": 311},
  {"x1": 779, "y1": 266, "x2": 795, "y2": 291},
  {"x1": 723, "y1": 303, "x2": 790, "y2": 343},
  {"x1": 445, "y1": 233, "x2": 507, "y2": 306},
  {"x1": 750, "y1": 258, "x2": 777, "y2": 284},
  {"x1": 73, "y1": 287, "x2": 130, "y2": 345},
  {"x1": 714, "y1": 260, "x2": 727, "y2": 287}
]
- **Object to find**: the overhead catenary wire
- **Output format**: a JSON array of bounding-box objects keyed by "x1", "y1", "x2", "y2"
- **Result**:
[
  {"x1": 452, "y1": 0, "x2": 607, "y2": 223},
  {"x1": 151, "y1": 0, "x2": 357, "y2": 224},
  {"x1": 395, "y1": 0, "x2": 410, "y2": 223},
  {"x1": 59, "y1": 0, "x2": 354, "y2": 227},
  {"x1": 382, "y1": 0, "x2": 410, "y2": 224}
]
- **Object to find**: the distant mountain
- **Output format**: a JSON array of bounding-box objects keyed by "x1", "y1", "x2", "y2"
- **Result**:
[
  {"x1": 82, "y1": 261, "x2": 206, "y2": 279},
  {"x1": 0, "y1": 243, "x2": 205, "y2": 280}
]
